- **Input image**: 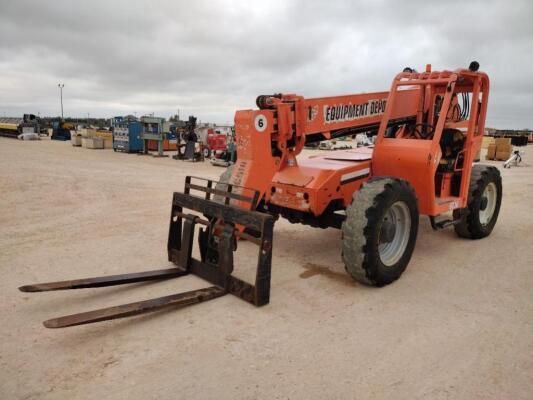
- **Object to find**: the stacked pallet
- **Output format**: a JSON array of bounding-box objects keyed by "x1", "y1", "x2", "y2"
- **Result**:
[
  {"x1": 73, "y1": 128, "x2": 112, "y2": 149},
  {"x1": 81, "y1": 137, "x2": 104, "y2": 149},
  {"x1": 486, "y1": 138, "x2": 513, "y2": 161},
  {"x1": 95, "y1": 130, "x2": 113, "y2": 149}
]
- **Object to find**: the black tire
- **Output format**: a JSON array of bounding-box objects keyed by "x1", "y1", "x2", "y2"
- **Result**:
[
  {"x1": 203, "y1": 146, "x2": 211, "y2": 158},
  {"x1": 342, "y1": 177, "x2": 419, "y2": 287},
  {"x1": 453, "y1": 165, "x2": 502, "y2": 239}
]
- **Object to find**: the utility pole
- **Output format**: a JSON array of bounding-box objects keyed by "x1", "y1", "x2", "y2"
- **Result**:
[{"x1": 58, "y1": 83, "x2": 65, "y2": 119}]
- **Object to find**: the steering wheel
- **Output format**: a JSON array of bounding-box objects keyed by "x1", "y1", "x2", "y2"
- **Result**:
[{"x1": 413, "y1": 123, "x2": 435, "y2": 139}]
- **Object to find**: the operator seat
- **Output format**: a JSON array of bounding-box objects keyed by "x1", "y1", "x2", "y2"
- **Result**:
[{"x1": 438, "y1": 128, "x2": 465, "y2": 171}]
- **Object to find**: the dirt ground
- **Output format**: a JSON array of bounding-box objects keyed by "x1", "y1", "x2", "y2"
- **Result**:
[{"x1": 0, "y1": 137, "x2": 532, "y2": 400}]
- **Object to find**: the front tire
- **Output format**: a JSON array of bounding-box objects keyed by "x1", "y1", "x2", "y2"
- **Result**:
[
  {"x1": 454, "y1": 165, "x2": 502, "y2": 239},
  {"x1": 342, "y1": 177, "x2": 419, "y2": 286}
]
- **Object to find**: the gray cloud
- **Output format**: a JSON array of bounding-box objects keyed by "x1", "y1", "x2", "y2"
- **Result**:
[{"x1": 0, "y1": 0, "x2": 531, "y2": 128}]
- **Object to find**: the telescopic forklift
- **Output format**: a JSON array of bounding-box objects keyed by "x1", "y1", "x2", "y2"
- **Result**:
[{"x1": 21, "y1": 62, "x2": 502, "y2": 328}]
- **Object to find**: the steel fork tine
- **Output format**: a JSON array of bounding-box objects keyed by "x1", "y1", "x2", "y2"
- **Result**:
[
  {"x1": 19, "y1": 268, "x2": 187, "y2": 293},
  {"x1": 43, "y1": 286, "x2": 227, "y2": 328}
]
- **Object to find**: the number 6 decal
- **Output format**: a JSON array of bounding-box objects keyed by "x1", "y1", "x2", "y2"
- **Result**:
[{"x1": 254, "y1": 114, "x2": 267, "y2": 132}]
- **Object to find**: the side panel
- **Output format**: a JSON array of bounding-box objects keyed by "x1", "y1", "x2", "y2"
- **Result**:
[
  {"x1": 129, "y1": 122, "x2": 144, "y2": 152},
  {"x1": 269, "y1": 158, "x2": 372, "y2": 216},
  {"x1": 113, "y1": 126, "x2": 129, "y2": 151},
  {"x1": 372, "y1": 138, "x2": 438, "y2": 215},
  {"x1": 231, "y1": 110, "x2": 278, "y2": 206}
]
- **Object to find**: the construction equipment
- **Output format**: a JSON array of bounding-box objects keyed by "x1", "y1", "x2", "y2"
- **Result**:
[
  {"x1": 204, "y1": 128, "x2": 228, "y2": 158},
  {"x1": 51, "y1": 119, "x2": 74, "y2": 141},
  {"x1": 0, "y1": 114, "x2": 41, "y2": 138},
  {"x1": 0, "y1": 118, "x2": 22, "y2": 138},
  {"x1": 174, "y1": 116, "x2": 205, "y2": 162},
  {"x1": 139, "y1": 116, "x2": 168, "y2": 157},
  {"x1": 21, "y1": 62, "x2": 501, "y2": 328},
  {"x1": 503, "y1": 149, "x2": 523, "y2": 168},
  {"x1": 210, "y1": 128, "x2": 237, "y2": 167}
]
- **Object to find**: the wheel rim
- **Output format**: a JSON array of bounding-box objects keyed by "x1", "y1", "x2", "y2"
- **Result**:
[
  {"x1": 378, "y1": 201, "x2": 411, "y2": 267},
  {"x1": 479, "y1": 182, "x2": 497, "y2": 225}
]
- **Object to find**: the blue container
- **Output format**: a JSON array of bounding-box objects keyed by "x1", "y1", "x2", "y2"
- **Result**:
[{"x1": 113, "y1": 121, "x2": 143, "y2": 153}]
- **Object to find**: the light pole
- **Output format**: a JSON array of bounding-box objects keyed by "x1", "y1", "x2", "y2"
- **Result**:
[
  {"x1": 87, "y1": 112, "x2": 90, "y2": 127},
  {"x1": 58, "y1": 83, "x2": 65, "y2": 119}
]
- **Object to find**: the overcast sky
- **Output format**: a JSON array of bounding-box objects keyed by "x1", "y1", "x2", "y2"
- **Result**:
[{"x1": 0, "y1": 0, "x2": 531, "y2": 128}]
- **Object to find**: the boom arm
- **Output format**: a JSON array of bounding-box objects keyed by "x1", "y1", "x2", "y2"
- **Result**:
[{"x1": 231, "y1": 88, "x2": 420, "y2": 205}]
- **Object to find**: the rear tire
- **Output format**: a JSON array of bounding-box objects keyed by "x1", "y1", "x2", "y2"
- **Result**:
[
  {"x1": 342, "y1": 177, "x2": 419, "y2": 286},
  {"x1": 453, "y1": 165, "x2": 502, "y2": 239}
]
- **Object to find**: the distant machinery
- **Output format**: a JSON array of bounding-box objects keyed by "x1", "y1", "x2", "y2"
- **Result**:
[
  {"x1": 203, "y1": 128, "x2": 228, "y2": 158},
  {"x1": 173, "y1": 116, "x2": 204, "y2": 162},
  {"x1": 0, "y1": 114, "x2": 41, "y2": 138},
  {"x1": 51, "y1": 118, "x2": 74, "y2": 141},
  {"x1": 490, "y1": 129, "x2": 531, "y2": 146},
  {"x1": 209, "y1": 127, "x2": 237, "y2": 167},
  {"x1": 139, "y1": 116, "x2": 168, "y2": 157}
]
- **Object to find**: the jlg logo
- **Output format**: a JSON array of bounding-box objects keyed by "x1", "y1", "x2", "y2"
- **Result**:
[{"x1": 324, "y1": 99, "x2": 386, "y2": 123}]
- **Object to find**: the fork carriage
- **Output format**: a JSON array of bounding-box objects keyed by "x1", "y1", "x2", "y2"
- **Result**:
[{"x1": 20, "y1": 176, "x2": 275, "y2": 328}]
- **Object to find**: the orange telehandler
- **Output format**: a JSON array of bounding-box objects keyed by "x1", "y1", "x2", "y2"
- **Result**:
[{"x1": 21, "y1": 62, "x2": 502, "y2": 328}]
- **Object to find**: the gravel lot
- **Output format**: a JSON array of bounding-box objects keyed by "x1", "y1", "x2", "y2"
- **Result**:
[{"x1": 1, "y1": 137, "x2": 531, "y2": 399}]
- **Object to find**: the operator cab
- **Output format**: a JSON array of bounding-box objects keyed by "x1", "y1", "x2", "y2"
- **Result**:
[{"x1": 372, "y1": 63, "x2": 489, "y2": 216}]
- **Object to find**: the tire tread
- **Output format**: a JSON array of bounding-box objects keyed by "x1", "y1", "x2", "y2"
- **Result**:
[
  {"x1": 454, "y1": 165, "x2": 502, "y2": 239},
  {"x1": 342, "y1": 177, "x2": 418, "y2": 286}
]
